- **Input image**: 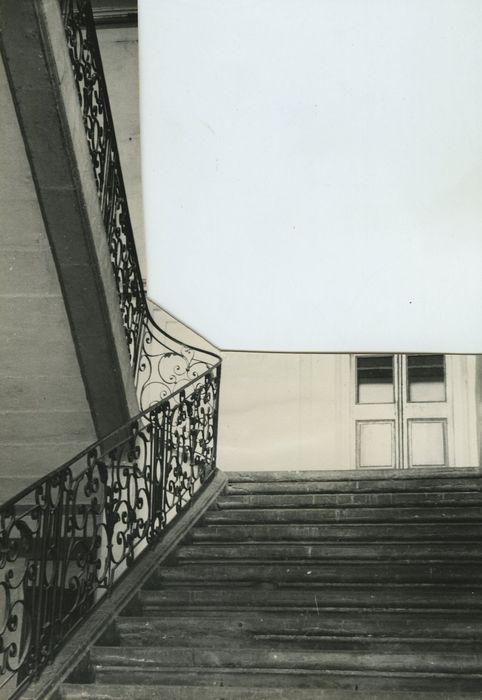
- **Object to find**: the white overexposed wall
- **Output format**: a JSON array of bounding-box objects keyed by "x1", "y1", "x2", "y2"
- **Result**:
[{"x1": 140, "y1": 0, "x2": 482, "y2": 352}]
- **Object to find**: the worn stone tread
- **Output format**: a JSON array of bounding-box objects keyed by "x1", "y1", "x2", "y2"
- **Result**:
[
  {"x1": 58, "y1": 684, "x2": 482, "y2": 700},
  {"x1": 70, "y1": 669, "x2": 482, "y2": 694},
  {"x1": 139, "y1": 584, "x2": 482, "y2": 612},
  {"x1": 218, "y1": 492, "x2": 482, "y2": 508},
  {"x1": 203, "y1": 506, "x2": 482, "y2": 524},
  {"x1": 114, "y1": 612, "x2": 482, "y2": 650},
  {"x1": 226, "y1": 478, "x2": 482, "y2": 495},
  {"x1": 191, "y1": 522, "x2": 482, "y2": 542},
  {"x1": 152, "y1": 561, "x2": 482, "y2": 584},
  {"x1": 91, "y1": 646, "x2": 482, "y2": 674},
  {"x1": 226, "y1": 468, "x2": 481, "y2": 483},
  {"x1": 175, "y1": 542, "x2": 482, "y2": 562}
]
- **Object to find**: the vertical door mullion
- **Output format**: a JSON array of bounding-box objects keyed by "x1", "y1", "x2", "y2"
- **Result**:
[{"x1": 394, "y1": 353, "x2": 405, "y2": 469}]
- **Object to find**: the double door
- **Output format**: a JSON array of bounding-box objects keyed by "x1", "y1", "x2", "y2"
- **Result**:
[{"x1": 353, "y1": 354, "x2": 449, "y2": 469}]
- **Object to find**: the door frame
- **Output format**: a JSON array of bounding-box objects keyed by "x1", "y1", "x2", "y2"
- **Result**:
[{"x1": 349, "y1": 353, "x2": 453, "y2": 470}]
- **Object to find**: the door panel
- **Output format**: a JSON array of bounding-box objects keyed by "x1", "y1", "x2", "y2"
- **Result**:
[
  {"x1": 407, "y1": 419, "x2": 447, "y2": 468},
  {"x1": 357, "y1": 420, "x2": 396, "y2": 468}
]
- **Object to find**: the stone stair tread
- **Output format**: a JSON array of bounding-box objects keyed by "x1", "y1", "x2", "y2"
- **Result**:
[
  {"x1": 202, "y1": 506, "x2": 482, "y2": 524},
  {"x1": 226, "y1": 468, "x2": 482, "y2": 482},
  {"x1": 226, "y1": 478, "x2": 482, "y2": 494},
  {"x1": 116, "y1": 611, "x2": 482, "y2": 634},
  {"x1": 175, "y1": 542, "x2": 482, "y2": 561},
  {"x1": 151, "y1": 561, "x2": 482, "y2": 584},
  {"x1": 139, "y1": 583, "x2": 482, "y2": 612},
  {"x1": 59, "y1": 683, "x2": 482, "y2": 700},
  {"x1": 71, "y1": 670, "x2": 482, "y2": 694},
  {"x1": 91, "y1": 646, "x2": 482, "y2": 674},
  {"x1": 192, "y1": 522, "x2": 482, "y2": 541},
  {"x1": 218, "y1": 492, "x2": 482, "y2": 508},
  {"x1": 114, "y1": 613, "x2": 482, "y2": 651},
  {"x1": 110, "y1": 634, "x2": 476, "y2": 654}
]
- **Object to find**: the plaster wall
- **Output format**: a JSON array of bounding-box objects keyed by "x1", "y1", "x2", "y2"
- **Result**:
[
  {"x1": 0, "y1": 61, "x2": 96, "y2": 502},
  {"x1": 150, "y1": 305, "x2": 480, "y2": 472},
  {"x1": 476, "y1": 355, "x2": 482, "y2": 465},
  {"x1": 150, "y1": 304, "x2": 351, "y2": 471}
]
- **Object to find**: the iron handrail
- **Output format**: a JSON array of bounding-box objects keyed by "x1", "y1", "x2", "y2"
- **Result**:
[{"x1": 0, "y1": 360, "x2": 221, "y2": 516}]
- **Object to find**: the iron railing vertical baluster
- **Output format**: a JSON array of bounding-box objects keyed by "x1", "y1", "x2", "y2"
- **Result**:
[{"x1": 211, "y1": 365, "x2": 222, "y2": 477}]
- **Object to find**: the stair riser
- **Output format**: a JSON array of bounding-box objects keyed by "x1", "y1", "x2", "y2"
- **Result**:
[
  {"x1": 226, "y1": 478, "x2": 482, "y2": 495},
  {"x1": 91, "y1": 647, "x2": 482, "y2": 674},
  {"x1": 191, "y1": 523, "x2": 482, "y2": 542},
  {"x1": 115, "y1": 625, "x2": 482, "y2": 652},
  {"x1": 153, "y1": 563, "x2": 482, "y2": 584},
  {"x1": 203, "y1": 507, "x2": 482, "y2": 524},
  {"x1": 113, "y1": 633, "x2": 480, "y2": 653},
  {"x1": 176, "y1": 543, "x2": 482, "y2": 561},
  {"x1": 92, "y1": 670, "x2": 482, "y2": 694},
  {"x1": 139, "y1": 586, "x2": 482, "y2": 612},
  {"x1": 218, "y1": 493, "x2": 482, "y2": 508},
  {"x1": 227, "y1": 468, "x2": 481, "y2": 482},
  {"x1": 59, "y1": 683, "x2": 482, "y2": 700},
  {"x1": 116, "y1": 612, "x2": 482, "y2": 642}
]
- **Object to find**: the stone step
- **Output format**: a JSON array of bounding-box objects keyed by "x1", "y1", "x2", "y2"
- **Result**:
[
  {"x1": 58, "y1": 469, "x2": 482, "y2": 698},
  {"x1": 115, "y1": 611, "x2": 482, "y2": 651},
  {"x1": 226, "y1": 477, "x2": 482, "y2": 495},
  {"x1": 90, "y1": 647, "x2": 482, "y2": 692},
  {"x1": 152, "y1": 561, "x2": 482, "y2": 585},
  {"x1": 202, "y1": 506, "x2": 482, "y2": 525},
  {"x1": 191, "y1": 522, "x2": 482, "y2": 542},
  {"x1": 226, "y1": 468, "x2": 481, "y2": 483},
  {"x1": 218, "y1": 491, "x2": 482, "y2": 509},
  {"x1": 62, "y1": 669, "x2": 482, "y2": 694},
  {"x1": 138, "y1": 584, "x2": 482, "y2": 613},
  {"x1": 58, "y1": 684, "x2": 482, "y2": 700},
  {"x1": 175, "y1": 542, "x2": 482, "y2": 562}
]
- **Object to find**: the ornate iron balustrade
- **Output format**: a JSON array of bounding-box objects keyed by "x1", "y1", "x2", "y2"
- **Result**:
[
  {"x1": 0, "y1": 365, "x2": 221, "y2": 697},
  {"x1": 61, "y1": 0, "x2": 221, "y2": 409},
  {"x1": 0, "y1": 4, "x2": 223, "y2": 696}
]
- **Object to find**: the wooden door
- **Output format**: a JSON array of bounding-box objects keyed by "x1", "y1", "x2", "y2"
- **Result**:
[{"x1": 352, "y1": 353, "x2": 450, "y2": 469}]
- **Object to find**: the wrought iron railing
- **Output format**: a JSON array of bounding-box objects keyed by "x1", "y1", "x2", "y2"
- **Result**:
[
  {"x1": 61, "y1": 0, "x2": 221, "y2": 410},
  {"x1": 1, "y1": 1, "x2": 223, "y2": 696},
  {"x1": 0, "y1": 365, "x2": 221, "y2": 697}
]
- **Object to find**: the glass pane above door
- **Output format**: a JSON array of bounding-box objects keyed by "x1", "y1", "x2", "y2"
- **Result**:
[
  {"x1": 407, "y1": 354, "x2": 446, "y2": 402},
  {"x1": 356, "y1": 355, "x2": 394, "y2": 404}
]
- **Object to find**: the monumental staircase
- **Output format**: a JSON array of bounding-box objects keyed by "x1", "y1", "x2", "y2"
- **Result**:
[
  {"x1": 57, "y1": 468, "x2": 482, "y2": 699},
  {"x1": 1, "y1": 2, "x2": 481, "y2": 699}
]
